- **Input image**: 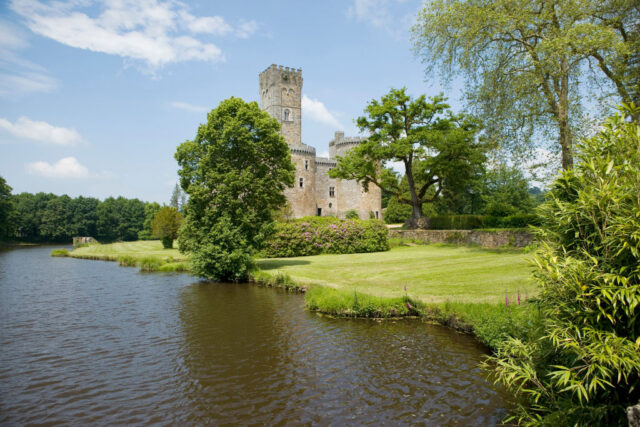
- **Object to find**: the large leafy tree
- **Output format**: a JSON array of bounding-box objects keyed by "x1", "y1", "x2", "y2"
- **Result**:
[
  {"x1": 412, "y1": 0, "x2": 639, "y2": 170},
  {"x1": 481, "y1": 164, "x2": 535, "y2": 216},
  {"x1": 175, "y1": 97, "x2": 295, "y2": 280},
  {"x1": 329, "y1": 88, "x2": 485, "y2": 229}
]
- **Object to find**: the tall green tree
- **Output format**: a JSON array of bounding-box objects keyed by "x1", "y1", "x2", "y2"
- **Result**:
[
  {"x1": 175, "y1": 97, "x2": 295, "y2": 280},
  {"x1": 151, "y1": 206, "x2": 183, "y2": 248},
  {"x1": 481, "y1": 164, "x2": 534, "y2": 216},
  {"x1": 0, "y1": 176, "x2": 14, "y2": 240},
  {"x1": 329, "y1": 88, "x2": 485, "y2": 229},
  {"x1": 96, "y1": 197, "x2": 145, "y2": 241},
  {"x1": 40, "y1": 195, "x2": 74, "y2": 242},
  {"x1": 412, "y1": 0, "x2": 639, "y2": 170},
  {"x1": 139, "y1": 202, "x2": 161, "y2": 240}
]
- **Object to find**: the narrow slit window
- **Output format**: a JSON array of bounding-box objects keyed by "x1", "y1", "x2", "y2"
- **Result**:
[
  {"x1": 299, "y1": 177, "x2": 304, "y2": 188},
  {"x1": 304, "y1": 160, "x2": 309, "y2": 170}
]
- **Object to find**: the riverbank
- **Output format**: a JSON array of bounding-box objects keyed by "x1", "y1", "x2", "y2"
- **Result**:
[{"x1": 61, "y1": 240, "x2": 539, "y2": 349}]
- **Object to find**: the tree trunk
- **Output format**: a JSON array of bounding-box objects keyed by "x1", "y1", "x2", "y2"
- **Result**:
[
  {"x1": 558, "y1": 67, "x2": 573, "y2": 170},
  {"x1": 403, "y1": 159, "x2": 429, "y2": 229}
]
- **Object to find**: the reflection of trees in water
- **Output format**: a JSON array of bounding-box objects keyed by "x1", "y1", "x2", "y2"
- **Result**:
[
  {"x1": 176, "y1": 282, "x2": 302, "y2": 424},
  {"x1": 175, "y1": 282, "x2": 510, "y2": 424}
]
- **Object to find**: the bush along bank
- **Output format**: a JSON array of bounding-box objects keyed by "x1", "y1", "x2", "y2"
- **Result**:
[{"x1": 261, "y1": 217, "x2": 389, "y2": 258}]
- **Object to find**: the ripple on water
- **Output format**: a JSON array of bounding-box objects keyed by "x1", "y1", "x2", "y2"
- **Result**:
[{"x1": 0, "y1": 246, "x2": 511, "y2": 425}]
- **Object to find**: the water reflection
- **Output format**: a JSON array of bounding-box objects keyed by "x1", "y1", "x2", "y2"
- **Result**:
[
  {"x1": 1, "y1": 246, "x2": 510, "y2": 425},
  {"x1": 177, "y1": 282, "x2": 510, "y2": 425}
]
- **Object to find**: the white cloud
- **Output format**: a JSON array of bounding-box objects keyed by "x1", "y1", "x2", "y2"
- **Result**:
[
  {"x1": 0, "y1": 116, "x2": 82, "y2": 145},
  {"x1": 26, "y1": 157, "x2": 89, "y2": 178},
  {"x1": 0, "y1": 18, "x2": 58, "y2": 96},
  {"x1": 169, "y1": 101, "x2": 208, "y2": 113},
  {"x1": 0, "y1": 71, "x2": 57, "y2": 95},
  {"x1": 302, "y1": 95, "x2": 343, "y2": 130},
  {"x1": 347, "y1": 0, "x2": 417, "y2": 37},
  {"x1": 182, "y1": 13, "x2": 232, "y2": 35},
  {"x1": 8, "y1": 0, "x2": 259, "y2": 71},
  {"x1": 236, "y1": 20, "x2": 258, "y2": 39}
]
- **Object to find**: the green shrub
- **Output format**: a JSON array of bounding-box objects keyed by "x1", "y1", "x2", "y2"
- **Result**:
[
  {"x1": 117, "y1": 255, "x2": 138, "y2": 267},
  {"x1": 384, "y1": 197, "x2": 412, "y2": 224},
  {"x1": 428, "y1": 213, "x2": 540, "y2": 229},
  {"x1": 137, "y1": 229, "x2": 154, "y2": 240},
  {"x1": 486, "y1": 107, "x2": 640, "y2": 425},
  {"x1": 138, "y1": 256, "x2": 163, "y2": 272},
  {"x1": 305, "y1": 286, "x2": 423, "y2": 317},
  {"x1": 345, "y1": 209, "x2": 359, "y2": 219},
  {"x1": 158, "y1": 262, "x2": 189, "y2": 272},
  {"x1": 262, "y1": 218, "x2": 389, "y2": 258},
  {"x1": 50, "y1": 248, "x2": 70, "y2": 257},
  {"x1": 429, "y1": 214, "x2": 485, "y2": 229}
]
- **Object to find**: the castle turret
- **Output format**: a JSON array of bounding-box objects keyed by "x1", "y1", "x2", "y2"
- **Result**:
[
  {"x1": 259, "y1": 64, "x2": 303, "y2": 147},
  {"x1": 259, "y1": 65, "x2": 316, "y2": 217}
]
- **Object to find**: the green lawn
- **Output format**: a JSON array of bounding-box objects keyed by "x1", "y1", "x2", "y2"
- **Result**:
[
  {"x1": 69, "y1": 240, "x2": 535, "y2": 303},
  {"x1": 71, "y1": 240, "x2": 186, "y2": 261},
  {"x1": 257, "y1": 244, "x2": 535, "y2": 303}
]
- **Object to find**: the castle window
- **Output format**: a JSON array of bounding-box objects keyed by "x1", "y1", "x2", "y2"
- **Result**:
[
  {"x1": 299, "y1": 177, "x2": 304, "y2": 188},
  {"x1": 284, "y1": 109, "x2": 290, "y2": 121},
  {"x1": 375, "y1": 211, "x2": 379, "y2": 219},
  {"x1": 329, "y1": 203, "x2": 332, "y2": 208},
  {"x1": 304, "y1": 160, "x2": 309, "y2": 170},
  {"x1": 329, "y1": 186, "x2": 335, "y2": 197}
]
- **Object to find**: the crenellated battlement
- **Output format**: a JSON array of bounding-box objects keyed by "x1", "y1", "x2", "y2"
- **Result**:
[
  {"x1": 315, "y1": 157, "x2": 337, "y2": 167},
  {"x1": 260, "y1": 64, "x2": 302, "y2": 76},
  {"x1": 329, "y1": 136, "x2": 364, "y2": 148},
  {"x1": 290, "y1": 144, "x2": 316, "y2": 156}
]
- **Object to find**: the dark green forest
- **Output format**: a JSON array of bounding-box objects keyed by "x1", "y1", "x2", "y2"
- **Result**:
[{"x1": 0, "y1": 177, "x2": 160, "y2": 243}]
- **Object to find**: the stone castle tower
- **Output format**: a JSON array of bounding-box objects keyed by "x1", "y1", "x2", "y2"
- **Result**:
[{"x1": 259, "y1": 64, "x2": 382, "y2": 219}]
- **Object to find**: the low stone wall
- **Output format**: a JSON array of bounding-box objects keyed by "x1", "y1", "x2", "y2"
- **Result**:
[
  {"x1": 73, "y1": 236, "x2": 98, "y2": 247},
  {"x1": 389, "y1": 229, "x2": 533, "y2": 248}
]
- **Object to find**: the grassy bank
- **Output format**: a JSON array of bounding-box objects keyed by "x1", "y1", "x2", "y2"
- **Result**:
[
  {"x1": 60, "y1": 240, "x2": 538, "y2": 348},
  {"x1": 65, "y1": 240, "x2": 189, "y2": 272},
  {"x1": 257, "y1": 244, "x2": 534, "y2": 304}
]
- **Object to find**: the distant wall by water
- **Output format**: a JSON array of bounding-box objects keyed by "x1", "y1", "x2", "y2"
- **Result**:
[{"x1": 389, "y1": 229, "x2": 533, "y2": 248}]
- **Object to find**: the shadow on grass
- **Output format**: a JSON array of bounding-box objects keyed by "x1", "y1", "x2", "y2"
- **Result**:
[{"x1": 257, "y1": 259, "x2": 311, "y2": 270}]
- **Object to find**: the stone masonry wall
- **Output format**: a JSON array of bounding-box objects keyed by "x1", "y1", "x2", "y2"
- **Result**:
[{"x1": 389, "y1": 229, "x2": 533, "y2": 248}]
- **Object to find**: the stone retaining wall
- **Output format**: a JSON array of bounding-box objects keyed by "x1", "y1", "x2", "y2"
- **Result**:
[{"x1": 389, "y1": 229, "x2": 533, "y2": 248}]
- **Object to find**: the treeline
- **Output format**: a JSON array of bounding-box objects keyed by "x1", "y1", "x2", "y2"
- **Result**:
[
  {"x1": 383, "y1": 164, "x2": 545, "y2": 225},
  {"x1": 1, "y1": 185, "x2": 161, "y2": 243}
]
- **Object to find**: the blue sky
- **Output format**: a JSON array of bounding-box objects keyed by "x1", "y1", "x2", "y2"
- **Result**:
[{"x1": 0, "y1": 0, "x2": 464, "y2": 204}]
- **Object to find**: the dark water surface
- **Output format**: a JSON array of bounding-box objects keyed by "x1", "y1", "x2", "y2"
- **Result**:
[{"x1": 0, "y1": 246, "x2": 510, "y2": 425}]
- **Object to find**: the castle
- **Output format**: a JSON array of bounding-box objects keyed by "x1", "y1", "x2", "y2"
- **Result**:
[{"x1": 259, "y1": 64, "x2": 382, "y2": 219}]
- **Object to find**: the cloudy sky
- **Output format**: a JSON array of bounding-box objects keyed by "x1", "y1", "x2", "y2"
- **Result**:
[{"x1": 0, "y1": 0, "x2": 460, "y2": 203}]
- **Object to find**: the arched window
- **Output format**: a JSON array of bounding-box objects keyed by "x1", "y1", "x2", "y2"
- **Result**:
[{"x1": 284, "y1": 109, "x2": 290, "y2": 121}]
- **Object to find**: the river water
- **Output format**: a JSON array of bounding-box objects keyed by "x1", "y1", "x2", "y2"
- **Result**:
[{"x1": 0, "y1": 246, "x2": 510, "y2": 425}]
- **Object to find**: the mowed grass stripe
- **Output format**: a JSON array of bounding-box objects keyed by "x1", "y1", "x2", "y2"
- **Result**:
[{"x1": 257, "y1": 245, "x2": 534, "y2": 303}]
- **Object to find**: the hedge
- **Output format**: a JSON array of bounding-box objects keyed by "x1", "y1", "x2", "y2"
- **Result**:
[
  {"x1": 428, "y1": 213, "x2": 540, "y2": 230},
  {"x1": 262, "y1": 217, "x2": 389, "y2": 257}
]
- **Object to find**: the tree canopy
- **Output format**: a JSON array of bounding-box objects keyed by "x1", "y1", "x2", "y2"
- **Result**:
[
  {"x1": 412, "y1": 0, "x2": 640, "y2": 170},
  {"x1": 175, "y1": 97, "x2": 295, "y2": 280},
  {"x1": 151, "y1": 206, "x2": 183, "y2": 249},
  {"x1": 329, "y1": 88, "x2": 485, "y2": 229}
]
